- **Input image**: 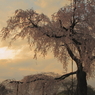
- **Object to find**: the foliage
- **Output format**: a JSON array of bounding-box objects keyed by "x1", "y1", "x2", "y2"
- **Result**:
[
  {"x1": 57, "y1": 77, "x2": 76, "y2": 95},
  {"x1": 57, "y1": 77, "x2": 95, "y2": 95},
  {"x1": 57, "y1": 86, "x2": 95, "y2": 95},
  {"x1": 0, "y1": 83, "x2": 12, "y2": 95},
  {"x1": 1, "y1": 0, "x2": 95, "y2": 76},
  {"x1": 3, "y1": 73, "x2": 63, "y2": 95},
  {"x1": 1, "y1": 74, "x2": 95, "y2": 95}
]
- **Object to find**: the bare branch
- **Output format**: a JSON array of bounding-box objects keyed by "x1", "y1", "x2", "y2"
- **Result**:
[{"x1": 55, "y1": 71, "x2": 77, "y2": 80}]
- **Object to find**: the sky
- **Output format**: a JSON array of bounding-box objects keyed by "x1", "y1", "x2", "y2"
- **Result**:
[{"x1": 0, "y1": 0, "x2": 95, "y2": 88}]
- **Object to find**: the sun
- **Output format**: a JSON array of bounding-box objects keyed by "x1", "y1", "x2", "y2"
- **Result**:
[{"x1": 0, "y1": 47, "x2": 17, "y2": 59}]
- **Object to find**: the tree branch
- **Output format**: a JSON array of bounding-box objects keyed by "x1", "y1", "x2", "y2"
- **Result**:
[
  {"x1": 72, "y1": 38, "x2": 81, "y2": 45},
  {"x1": 10, "y1": 78, "x2": 45, "y2": 84},
  {"x1": 26, "y1": 78, "x2": 44, "y2": 83},
  {"x1": 65, "y1": 43, "x2": 80, "y2": 65},
  {"x1": 44, "y1": 33, "x2": 66, "y2": 38},
  {"x1": 55, "y1": 71, "x2": 77, "y2": 80},
  {"x1": 59, "y1": 20, "x2": 68, "y2": 31},
  {"x1": 91, "y1": 56, "x2": 95, "y2": 61},
  {"x1": 28, "y1": 18, "x2": 38, "y2": 28}
]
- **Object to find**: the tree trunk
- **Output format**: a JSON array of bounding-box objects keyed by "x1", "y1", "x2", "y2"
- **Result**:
[{"x1": 75, "y1": 68, "x2": 87, "y2": 95}]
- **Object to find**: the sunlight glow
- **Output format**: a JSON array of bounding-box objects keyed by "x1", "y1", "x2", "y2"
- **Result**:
[{"x1": 0, "y1": 47, "x2": 19, "y2": 59}]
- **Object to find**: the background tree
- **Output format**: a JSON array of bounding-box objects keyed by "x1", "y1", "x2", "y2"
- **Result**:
[
  {"x1": 87, "y1": 85, "x2": 95, "y2": 95},
  {"x1": 1, "y1": 0, "x2": 95, "y2": 95},
  {"x1": 3, "y1": 73, "x2": 63, "y2": 95},
  {"x1": 60, "y1": 77, "x2": 77, "y2": 95},
  {"x1": 57, "y1": 77, "x2": 77, "y2": 95},
  {"x1": 57, "y1": 77, "x2": 95, "y2": 95}
]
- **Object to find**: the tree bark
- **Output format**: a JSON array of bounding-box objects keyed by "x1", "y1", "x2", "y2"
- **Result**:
[{"x1": 75, "y1": 68, "x2": 87, "y2": 95}]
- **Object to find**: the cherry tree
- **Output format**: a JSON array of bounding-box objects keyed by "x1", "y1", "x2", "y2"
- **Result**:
[
  {"x1": 3, "y1": 73, "x2": 62, "y2": 95},
  {"x1": 20, "y1": 73, "x2": 61, "y2": 95},
  {"x1": 1, "y1": 0, "x2": 95, "y2": 95}
]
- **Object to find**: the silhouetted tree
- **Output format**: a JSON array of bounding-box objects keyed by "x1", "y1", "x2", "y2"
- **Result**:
[
  {"x1": 57, "y1": 78, "x2": 95, "y2": 95},
  {"x1": 61, "y1": 77, "x2": 77, "y2": 95},
  {"x1": 1, "y1": 0, "x2": 95, "y2": 95}
]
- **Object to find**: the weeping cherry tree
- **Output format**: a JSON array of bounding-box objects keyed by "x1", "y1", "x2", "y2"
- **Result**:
[{"x1": 1, "y1": 0, "x2": 95, "y2": 95}]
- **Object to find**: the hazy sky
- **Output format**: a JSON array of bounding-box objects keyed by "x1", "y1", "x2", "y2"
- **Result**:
[{"x1": 0, "y1": 0, "x2": 95, "y2": 88}]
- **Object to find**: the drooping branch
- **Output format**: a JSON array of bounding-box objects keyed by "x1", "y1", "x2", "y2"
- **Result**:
[
  {"x1": 10, "y1": 78, "x2": 45, "y2": 84},
  {"x1": 10, "y1": 71, "x2": 77, "y2": 84},
  {"x1": 55, "y1": 71, "x2": 77, "y2": 80}
]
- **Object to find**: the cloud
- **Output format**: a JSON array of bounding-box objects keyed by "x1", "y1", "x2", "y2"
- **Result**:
[
  {"x1": 35, "y1": 0, "x2": 48, "y2": 8},
  {"x1": 35, "y1": 0, "x2": 70, "y2": 8},
  {"x1": 0, "y1": 59, "x2": 30, "y2": 81},
  {"x1": 0, "y1": 0, "x2": 70, "y2": 29},
  {"x1": 34, "y1": 0, "x2": 70, "y2": 17},
  {"x1": 0, "y1": 46, "x2": 64, "y2": 82},
  {"x1": 0, "y1": 0, "x2": 32, "y2": 29},
  {"x1": 0, "y1": 47, "x2": 21, "y2": 59}
]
